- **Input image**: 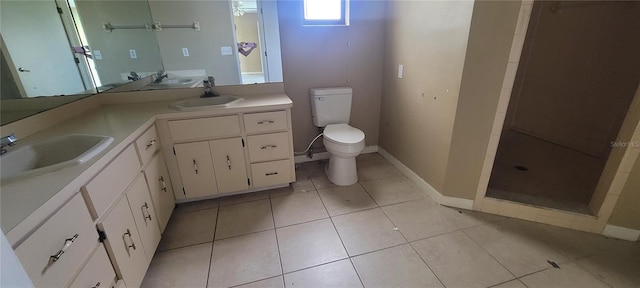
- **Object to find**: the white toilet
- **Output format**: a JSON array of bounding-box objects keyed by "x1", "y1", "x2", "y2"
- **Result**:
[{"x1": 310, "y1": 87, "x2": 365, "y2": 186}]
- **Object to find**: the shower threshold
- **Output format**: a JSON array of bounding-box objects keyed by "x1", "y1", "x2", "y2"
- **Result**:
[{"x1": 486, "y1": 188, "x2": 595, "y2": 216}]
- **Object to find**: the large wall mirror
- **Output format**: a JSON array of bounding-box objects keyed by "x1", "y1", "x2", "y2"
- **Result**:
[{"x1": 0, "y1": 0, "x2": 283, "y2": 125}]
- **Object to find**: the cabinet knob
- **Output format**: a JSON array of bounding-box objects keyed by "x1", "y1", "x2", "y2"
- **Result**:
[{"x1": 49, "y1": 234, "x2": 79, "y2": 262}]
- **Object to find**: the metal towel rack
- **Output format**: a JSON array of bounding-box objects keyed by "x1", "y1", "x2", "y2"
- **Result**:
[
  {"x1": 153, "y1": 21, "x2": 200, "y2": 31},
  {"x1": 103, "y1": 22, "x2": 152, "y2": 32},
  {"x1": 102, "y1": 21, "x2": 200, "y2": 32}
]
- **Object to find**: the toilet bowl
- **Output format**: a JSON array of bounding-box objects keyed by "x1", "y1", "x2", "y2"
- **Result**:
[{"x1": 323, "y1": 123, "x2": 365, "y2": 186}]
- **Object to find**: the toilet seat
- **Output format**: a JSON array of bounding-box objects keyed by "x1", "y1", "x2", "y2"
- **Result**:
[{"x1": 323, "y1": 124, "x2": 364, "y2": 144}]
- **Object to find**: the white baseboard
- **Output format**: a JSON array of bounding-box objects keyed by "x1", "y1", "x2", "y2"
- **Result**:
[
  {"x1": 294, "y1": 145, "x2": 379, "y2": 164},
  {"x1": 377, "y1": 147, "x2": 474, "y2": 210},
  {"x1": 603, "y1": 225, "x2": 640, "y2": 241}
]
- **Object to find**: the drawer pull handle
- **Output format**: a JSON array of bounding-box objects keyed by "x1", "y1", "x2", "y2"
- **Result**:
[
  {"x1": 142, "y1": 202, "x2": 152, "y2": 222},
  {"x1": 261, "y1": 145, "x2": 277, "y2": 150},
  {"x1": 145, "y1": 139, "x2": 157, "y2": 150},
  {"x1": 265, "y1": 172, "x2": 279, "y2": 176},
  {"x1": 193, "y1": 159, "x2": 199, "y2": 174},
  {"x1": 159, "y1": 176, "x2": 167, "y2": 192},
  {"x1": 257, "y1": 120, "x2": 275, "y2": 125},
  {"x1": 92, "y1": 282, "x2": 101, "y2": 288},
  {"x1": 50, "y1": 234, "x2": 79, "y2": 262},
  {"x1": 124, "y1": 229, "x2": 136, "y2": 254},
  {"x1": 226, "y1": 155, "x2": 232, "y2": 170}
]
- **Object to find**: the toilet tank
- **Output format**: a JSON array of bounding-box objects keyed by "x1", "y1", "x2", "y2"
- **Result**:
[{"x1": 310, "y1": 87, "x2": 353, "y2": 127}]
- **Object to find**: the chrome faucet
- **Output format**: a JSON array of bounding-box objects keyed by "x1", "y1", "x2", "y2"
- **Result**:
[
  {"x1": 1, "y1": 133, "x2": 17, "y2": 155},
  {"x1": 128, "y1": 71, "x2": 141, "y2": 81},
  {"x1": 154, "y1": 70, "x2": 168, "y2": 83},
  {"x1": 201, "y1": 76, "x2": 219, "y2": 97}
]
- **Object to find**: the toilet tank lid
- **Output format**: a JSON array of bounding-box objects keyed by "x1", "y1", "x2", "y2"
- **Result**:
[
  {"x1": 310, "y1": 87, "x2": 352, "y2": 96},
  {"x1": 324, "y1": 124, "x2": 364, "y2": 144}
]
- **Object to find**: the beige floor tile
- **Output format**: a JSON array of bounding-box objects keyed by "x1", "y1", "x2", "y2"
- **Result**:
[
  {"x1": 412, "y1": 231, "x2": 514, "y2": 288},
  {"x1": 317, "y1": 184, "x2": 378, "y2": 216},
  {"x1": 332, "y1": 208, "x2": 406, "y2": 256},
  {"x1": 311, "y1": 173, "x2": 336, "y2": 190},
  {"x1": 463, "y1": 221, "x2": 568, "y2": 277},
  {"x1": 142, "y1": 243, "x2": 212, "y2": 288},
  {"x1": 277, "y1": 219, "x2": 348, "y2": 273},
  {"x1": 291, "y1": 169, "x2": 316, "y2": 193},
  {"x1": 381, "y1": 199, "x2": 458, "y2": 241},
  {"x1": 271, "y1": 191, "x2": 328, "y2": 227},
  {"x1": 435, "y1": 205, "x2": 507, "y2": 229},
  {"x1": 361, "y1": 176, "x2": 424, "y2": 206},
  {"x1": 356, "y1": 157, "x2": 402, "y2": 181},
  {"x1": 209, "y1": 230, "x2": 281, "y2": 288},
  {"x1": 577, "y1": 252, "x2": 640, "y2": 288},
  {"x1": 520, "y1": 262, "x2": 609, "y2": 288},
  {"x1": 174, "y1": 199, "x2": 219, "y2": 214},
  {"x1": 157, "y1": 208, "x2": 217, "y2": 251},
  {"x1": 218, "y1": 190, "x2": 271, "y2": 206},
  {"x1": 234, "y1": 276, "x2": 284, "y2": 288},
  {"x1": 215, "y1": 199, "x2": 274, "y2": 239},
  {"x1": 491, "y1": 280, "x2": 527, "y2": 288},
  {"x1": 283, "y1": 259, "x2": 362, "y2": 288},
  {"x1": 352, "y1": 244, "x2": 443, "y2": 288}
]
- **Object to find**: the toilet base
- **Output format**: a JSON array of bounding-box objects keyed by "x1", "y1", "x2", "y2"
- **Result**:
[{"x1": 326, "y1": 155, "x2": 358, "y2": 186}]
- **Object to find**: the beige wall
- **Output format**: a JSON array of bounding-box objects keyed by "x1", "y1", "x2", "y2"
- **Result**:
[
  {"x1": 75, "y1": 0, "x2": 164, "y2": 84},
  {"x1": 235, "y1": 13, "x2": 263, "y2": 73},
  {"x1": 505, "y1": 1, "x2": 640, "y2": 157},
  {"x1": 443, "y1": 0, "x2": 521, "y2": 200},
  {"x1": 378, "y1": 0, "x2": 474, "y2": 192},
  {"x1": 608, "y1": 155, "x2": 640, "y2": 230},
  {"x1": 148, "y1": 0, "x2": 240, "y2": 85},
  {"x1": 278, "y1": 0, "x2": 385, "y2": 151}
]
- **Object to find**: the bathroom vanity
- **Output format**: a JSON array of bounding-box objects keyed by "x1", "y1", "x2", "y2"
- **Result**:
[{"x1": 1, "y1": 92, "x2": 294, "y2": 287}]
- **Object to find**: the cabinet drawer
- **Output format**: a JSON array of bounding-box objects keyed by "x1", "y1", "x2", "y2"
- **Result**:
[
  {"x1": 251, "y1": 159, "x2": 292, "y2": 188},
  {"x1": 247, "y1": 132, "x2": 290, "y2": 163},
  {"x1": 244, "y1": 111, "x2": 287, "y2": 134},
  {"x1": 15, "y1": 193, "x2": 97, "y2": 288},
  {"x1": 69, "y1": 244, "x2": 116, "y2": 288},
  {"x1": 169, "y1": 115, "x2": 240, "y2": 142},
  {"x1": 135, "y1": 125, "x2": 160, "y2": 166},
  {"x1": 82, "y1": 145, "x2": 140, "y2": 220}
]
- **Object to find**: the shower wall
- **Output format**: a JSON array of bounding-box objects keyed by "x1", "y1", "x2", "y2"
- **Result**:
[{"x1": 504, "y1": 1, "x2": 640, "y2": 158}]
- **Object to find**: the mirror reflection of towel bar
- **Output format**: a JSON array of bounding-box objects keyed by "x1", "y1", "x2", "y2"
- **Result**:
[
  {"x1": 153, "y1": 22, "x2": 200, "y2": 32},
  {"x1": 103, "y1": 22, "x2": 152, "y2": 32}
]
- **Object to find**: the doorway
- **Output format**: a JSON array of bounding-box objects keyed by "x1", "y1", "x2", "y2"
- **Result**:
[{"x1": 486, "y1": 1, "x2": 640, "y2": 214}]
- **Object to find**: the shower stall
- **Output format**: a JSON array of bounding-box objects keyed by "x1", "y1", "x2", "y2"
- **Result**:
[{"x1": 487, "y1": 1, "x2": 640, "y2": 214}]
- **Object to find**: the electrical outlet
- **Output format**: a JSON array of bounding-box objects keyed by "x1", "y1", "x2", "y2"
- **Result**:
[
  {"x1": 182, "y1": 48, "x2": 189, "y2": 57},
  {"x1": 129, "y1": 49, "x2": 137, "y2": 59}
]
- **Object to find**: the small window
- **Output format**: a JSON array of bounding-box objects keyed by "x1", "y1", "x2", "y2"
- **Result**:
[{"x1": 303, "y1": 0, "x2": 349, "y2": 26}]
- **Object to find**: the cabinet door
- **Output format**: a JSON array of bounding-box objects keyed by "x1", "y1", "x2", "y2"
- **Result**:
[
  {"x1": 209, "y1": 137, "x2": 249, "y2": 193},
  {"x1": 144, "y1": 153, "x2": 175, "y2": 232},
  {"x1": 99, "y1": 196, "x2": 147, "y2": 288},
  {"x1": 68, "y1": 245, "x2": 116, "y2": 288},
  {"x1": 174, "y1": 141, "x2": 218, "y2": 198},
  {"x1": 125, "y1": 175, "x2": 161, "y2": 262}
]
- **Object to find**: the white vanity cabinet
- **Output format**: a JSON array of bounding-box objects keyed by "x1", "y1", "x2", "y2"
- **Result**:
[
  {"x1": 143, "y1": 152, "x2": 175, "y2": 232},
  {"x1": 69, "y1": 244, "x2": 116, "y2": 288},
  {"x1": 160, "y1": 108, "x2": 295, "y2": 201},
  {"x1": 13, "y1": 193, "x2": 102, "y2": 288}
]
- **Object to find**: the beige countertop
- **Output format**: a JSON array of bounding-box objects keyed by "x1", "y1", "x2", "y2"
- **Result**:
[{"x1": 1, "y1": 93, "x2": 292, "y2": 246}]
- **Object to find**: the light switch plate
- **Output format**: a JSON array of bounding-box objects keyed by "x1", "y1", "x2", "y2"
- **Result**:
[
  {"x1": 129, "y1": 49, "x2": 137, "y2": 59},
  {"x1": 220, "y1": 46, "x2": 233, "y2": 56},
  {"x1": 93, "y1": 50, "x2": 102, "y2": 60},
  {"x1": 397, "y1": 64, "x2": 404, "y2": 79}
]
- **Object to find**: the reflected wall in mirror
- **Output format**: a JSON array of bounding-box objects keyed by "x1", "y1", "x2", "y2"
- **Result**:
[{"x1": 0, "y1": 0, "x2": 283, "y2": 126}]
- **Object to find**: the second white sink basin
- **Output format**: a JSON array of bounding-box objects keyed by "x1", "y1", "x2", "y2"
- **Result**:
[
  {"x1": 1, "y1": 134, "x2": 114, "y2": 181},
  {"x1": 170, "y1": 95, "x2": 243, "y2": 111}
]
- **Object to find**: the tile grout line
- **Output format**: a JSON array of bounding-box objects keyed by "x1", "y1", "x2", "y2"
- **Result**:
[
  {"x1": 205, "y1": 205, "x2": 221, "y2": 287},
  {"x1": 268, "y1": 196, "x2": 286, "y2": 285},
  {"x1": 315, "y1": 186, "x2": 367, "y2": 288},
  {"x1": 460, "y1": 227, "x2": 520, "y2": 280}
]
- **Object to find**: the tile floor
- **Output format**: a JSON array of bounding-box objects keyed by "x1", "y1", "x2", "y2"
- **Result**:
[{"x1": 142, "y1": 153, "x2": 640, "y2": 288}]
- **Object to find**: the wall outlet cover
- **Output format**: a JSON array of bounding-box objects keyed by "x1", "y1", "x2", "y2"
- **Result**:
[
  {"x1": 129, "y1": 49, "x2": 137, "y2": 59},
  {"x1": 220, "y1": 46, "x2": 233, "y2": 56}
]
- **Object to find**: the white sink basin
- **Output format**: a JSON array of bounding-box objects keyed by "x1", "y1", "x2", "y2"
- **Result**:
[
  {"x1": 170, "y1": 95, "x2": 243, "y2": 111},
  {"x1": 1, "y1": 134, "x2": 114, "y2": 181},
  {"x1": 149, "y1": 77, "x2": 197, "y2": 86}
]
